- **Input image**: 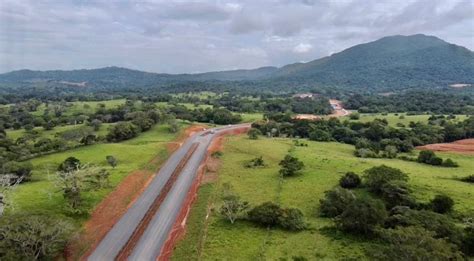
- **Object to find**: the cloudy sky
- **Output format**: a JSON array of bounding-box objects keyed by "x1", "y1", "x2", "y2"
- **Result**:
[{"x1": 0, "y1": 0, "x2": 473, "y2": 74}]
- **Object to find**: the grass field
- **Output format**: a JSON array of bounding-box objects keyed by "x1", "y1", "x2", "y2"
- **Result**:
[
  {"x1": 346, "y1": 113, "x2": 469, "y2": 127},
  {"x1": 172, "y1": 135, "x2": 474, "y2": 260},
  {"x1": 6, "y1": 123, "x2": 182, "y2": 225},
  {"x1": 240, "y1": 112, "x2": 264, "y2": 123},
  {"x1": 28, "y1": 99, "x2": 126, "y2": 117},
  {"x1": 6, "y1": 123, "x2": 113, "y2": 140}
]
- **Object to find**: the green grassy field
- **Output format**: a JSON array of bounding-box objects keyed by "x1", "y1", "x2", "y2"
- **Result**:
[
  {"x1": 172, "y1": 135, "x2": 474, "y2": 260},
  {"x1": 6, "y1": 123, "x2": 113, "y2": 140},
  {"x1": 346, "y1": 113, "x2": 469, "y2": 127},
  {"x1": 28, "y1": 99, "x2": 126, "y2": 117},
  {"x1": 240, "y1": 112, "x2": 264, "y2": 123},
  {"x1": 6, "y1": 123, "x2": 182, "y2": 225}
]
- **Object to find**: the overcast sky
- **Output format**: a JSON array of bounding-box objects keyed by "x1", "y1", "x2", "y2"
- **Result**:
[{"x1": 0, "y1": 0, "x2": 473, "y2": 74}]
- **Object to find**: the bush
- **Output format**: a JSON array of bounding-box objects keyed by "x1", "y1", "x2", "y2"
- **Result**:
[
  {"x1": 385, "y1": 207, "x2": 462, "y2": 245},
  {"x1": 349, "y1": 112, "x2": 360, "y2": 120},
  {"x1": 430, "y1": 194, "x2": 454, "y2": 214},
  {"x1": 460, "y1": 175, "x2": 474, "y2": 183},
  {"x1": 247, "y1": 128, "x2": 262, "y2": 140},
  {"x1": 364, "y1": 165, "x2": 408, "y2": 194},
  {"x1": 336, "y1": 197, "x2": 387, "y2": 234},
  {"x1": 248, "y1": 202, "x2": 283, "y2": 227},
  {"x1": 279, "y1": 155, "x2": 304, "y2": 177},
  {"x1": 244, "y1": 156, "x2": 265, "y2": 168},
  {"x1": 370, "y1": 226, "x2": 463, "y2": 261},
  {"x1": 247, "y1": 202, "x2": 306, "y2": 231},
  {"x1": 58, "y1": 156, "x2": 81, "y2": 172},
  {"x1": 354, "y1": 148, "x2": 378, "y2": 158},
  {"x1": 339, "y1": 172, "x2": 361, "y2": 189},
  {"x1": 278, "y1": 208, "x2": 307, "y2": 231},
  {"x1": 319, "y1": 188, "x2": 356, "y2": 217},
  {"x1": 379, "y1": 180, "x2": 416, "y2": 208},
  {"x1": 417, "y1": 150, "x2": 443, "y2": 166},
  {"x1": 442, "y1": 158, "x2": 459, "y2": 168},
  {"x1": 106, "y1": 122, "x2": 140, "y2": 142},
  {"x1": 309, "y1": 129, "x2": 332, "y2": 141}
]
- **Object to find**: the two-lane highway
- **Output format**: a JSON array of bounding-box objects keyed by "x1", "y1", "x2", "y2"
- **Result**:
[{"x1": 89, "y1": 124, "x2": 249, "y2": 261}]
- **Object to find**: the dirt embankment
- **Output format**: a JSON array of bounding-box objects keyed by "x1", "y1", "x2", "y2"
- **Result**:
[
  {"x1": 66, "y1": 124, "x2": 208, "y2": 260},
  {"x1": 416, "y1": 139, "x2": 474, "y2": 155},
  {"x1": 158, "y1": 126, "x2": 250, "y2": 260},
  {"x1": 294, "y1": 99, "x2": 350, "y2": 120}
]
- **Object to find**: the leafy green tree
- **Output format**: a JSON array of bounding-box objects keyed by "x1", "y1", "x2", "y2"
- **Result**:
[
  {"x1": 380, "y1": 180, "x2": 415, "y2": 208},
  {"x1": 0, "y1": 214, "x2": 73, "y2": 260},
  {"x1": 364, "y1": 165, "x2": 408, "y2": 194},
  {"x1": 106, "y1": 122, "x2": 140, "y2": 142},
  {"x1": 57, "y1": 157, "x2": 81, "y2": 172},
  {"x1": 430, "y1": 194, "x2": 454, "y2": 214},
  {"x1": 309, "y1": 129, "x2": 332, "y2": 141},
  {"x1": 106, "y1": 155, "x2": 118, "y2": 168},
  {"x1": 336, "y1": 197, "x2": 387, "y2": 234},
  {"x1": 319, "y1": 188, "x2": 356, "y2": 217},
  {"x1": 417, "y1": 150, "x2": 443, "y2": 166},
  {"x1": 247, "y1": 128, "x2": 262, "y2": 140},
  {"x1": 370, "y1": 226, "x2": 463, "y2": 261},
  {"x1": 248, "y1": 202, "x2": 283, "y2": 227},
  {"x1": 89, "y1": 119, "x2": 102, "y2": 131},
  {"x1": 339, "y1": 172, "x2": 361, "y2": 189},
  {"x1": 279, "y1": 155, "x2": 304, "y2": 177},
  {"x1": 278, "y1": 207, "x2": 306, "y2": 231}
]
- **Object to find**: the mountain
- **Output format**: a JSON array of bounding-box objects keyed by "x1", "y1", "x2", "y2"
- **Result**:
[
  {"x1": 1, "y1": 34, "x2": 472, "y2": 91},
  {"x1": 270, "y1": 34, "x2": 474, "y2": 90}
]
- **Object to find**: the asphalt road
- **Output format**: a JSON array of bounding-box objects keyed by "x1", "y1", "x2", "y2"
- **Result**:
[{"x1": 89, "y1": 124, "x2": 248, "y2": 261}]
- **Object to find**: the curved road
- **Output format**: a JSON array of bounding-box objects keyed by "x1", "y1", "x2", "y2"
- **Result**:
[{"x1": 89, "y1": 124, "x2": 249, "y2": 261}]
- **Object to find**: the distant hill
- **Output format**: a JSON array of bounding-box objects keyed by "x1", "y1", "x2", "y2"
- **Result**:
[{"x1": 1, "y1": 34, "x2": 472, "y2": 91}]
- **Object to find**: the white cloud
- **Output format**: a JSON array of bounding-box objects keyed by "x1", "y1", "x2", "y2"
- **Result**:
[{"x1": 293, "y1": 43, "x2": 313, "y2": 53}]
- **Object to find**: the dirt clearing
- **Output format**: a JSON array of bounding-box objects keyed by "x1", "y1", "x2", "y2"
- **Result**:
[{"x1": 416, "y1": 139, "x2": 474, "y2": 155}]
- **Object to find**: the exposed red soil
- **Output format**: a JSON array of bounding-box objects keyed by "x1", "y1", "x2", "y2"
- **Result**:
[
  {"x1": 158, "y1": 125, "x2": 250, "y2": 260},
  {"x1": 294, "y1": 99, "x2": 350, "y2": 120},
  {"x1": 65, "y1": 124, "x2": 207, "y2": 261},
  {"x1": 416, "y1": 139, "x2": 474, "y2": 155}
]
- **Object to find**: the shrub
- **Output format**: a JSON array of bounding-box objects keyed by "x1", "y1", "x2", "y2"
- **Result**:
[
  {"x1": 319, "y1": 188, "x2": 356, "y2": 217},
  {"x1": 106, "y1": 122, "x2": 140, "y2": 142},
  {"x1": 442, "y1": 158, "x2": 459, "y2": 168},
  {"x1": 364, "y1": 165, "x2": 408, "y2": 194},
  {"x1": 354, "y1": 148, "x2": 378, "y2": 158},
  {"x1": 339, "y1": 172, "x2": 361, "y2": 189},
  {"x1": 386, "y1": 207, "x2": 462, "y2": 245},
  {"x1": 244, "y1": 156, "x2": 265, "y2": 168},
  {"x1": 247, "y1": 128, "x2": 262, "y2": 139},
  {"x1": 370, "y1": 226, "x2": 463, "y2": 261},
  {"x1": 349, "y1": 112, "x2": 360, "y2": 120},
  {"x1": 379, "y1": 180, "x2": 415, "y2": 208},
  {"x1": 278, "y1": 208, "x2": 307, "y2": 231},
  {"x1": 309, "y1": 129, "x2": 332, "y2": 141},
  {"x1": 248, "y1": 202, "x2": 283, "y2": 227},
  {"x1": 460, "y1": 175, "x2": 474, "y2": 183},
  {"x1": 279, "y1": 155, "x2": 304, "y2": 177},
  {"x1": 248, "y1": 202, "x2": 306, "y2": 231},
  {"x1": 336, "y1": 197, "x2": 387, "y2": 234},
  {"x1": 430, "y1": 194, "x2": 454, "y2": 214},
  {"x1": 58, "y1": 157, "x2": 81, "y2": 172},
  {"x1": 417, "y1": 150, "x2": 443, "y2": 166}
]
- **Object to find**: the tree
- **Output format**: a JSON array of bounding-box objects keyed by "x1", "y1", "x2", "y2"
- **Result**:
[
  {"x1": 370, "y1": 226, "x2": 463, "y2": 261},
  {"x1": 279, "y1": 155, "x2": 304, "y2": 177},
  {"x1": 363, "y1": 165, "x2": 408, "y2": 194},
  {"x1": 380, "y1": 180, "x2": 415, "y2": 208},
  {"x1": 0, "y1": 214, "x2": 73, "y2": 260},
  {"x1": 417, "y1": 150, "x2": 443, "y2": 166},
  {"x1": 442, "y1": 158, "x2": 459, "y2": 168},
  {"x1": 248, "y1": 202, "x2": 284, "y2": 227},
  {"x1": 86, "y1": 169, "x2": 110, "y2": 189},
  {"x1": 106, "y1": 155, "x2": 118, "y2": 168},
  {"x1": 57, "y1": 156, "x2": 81, "y2": 172},
  {"x1": 219, "y1": 193, "x2": 249, "y2": 224},
  {"x1": 336, "y1": 197, "x2": 387, "y2": 234},
  {"x1": 309, "y1": 129, "x2": 332, "y2": 142},
  {"x1": 247, "y1": 128, "x2": 262, "y2": 140},
  {"x1": 89, "y1": 119, "x2": 102, "y2": 131},
  {"x1": 430, "y1": 194, "x2": 454, "y2": 214},
  {"x1": 278, "y1": 207, "x2": 306, "y2": 231},
  {"x1": 244, "y1": 156, "x2": 265, "y2": 168},
  {"x1": 80, "y1": 134, "x2": 97, "y2": 145},
  {"x1": 106, "y1": 122, "x2": 140, "y2": 142},
  {"x1": 339, "y1": 172, "x2": 361, "y2": 189},
  {"x1": 319, "y1": 188, "x2": 356, "y2": 217}
]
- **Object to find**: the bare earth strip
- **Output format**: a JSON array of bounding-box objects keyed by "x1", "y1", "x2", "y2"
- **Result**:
[{"x1": 416, "y1": 139, "x2": 474, "y2": 155}]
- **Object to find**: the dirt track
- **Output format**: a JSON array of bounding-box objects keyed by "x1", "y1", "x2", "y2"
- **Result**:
[
  {"x1": 416, "y1": 139, "x2": 474, "y2": 155},
  {"x1": 294, "y1": 99, "x2": 350, "y2": 120}
]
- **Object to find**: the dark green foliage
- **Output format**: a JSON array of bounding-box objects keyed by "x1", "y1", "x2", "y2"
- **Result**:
[
  {"x1": 247, "y1": 202, "x2": 306, "y2": 231},
  {"x1": 309, "y1": 129, "x2": 332, "y2": 141},
  {"x1": 379, "y1": 181, "x2": 415, "y2": 209},
  {"x1": 370, "y1": 226, "x2": 463, "y2": 261},
  {"x1": 247, "y1": 128, "x2": 261, "y2": 139},
  {"x1": 319, "y1": 188, "x2": 356, "y2": 218},
  {"x1": 363, "y1": 165, "x2": 408, "y2": 194},
  {"x1": 430, "y1": 194, "x2": 454, "y2": 214},
  {"x1": 460, "y1": 175, "x2": 474, "y2": 183},
  {"x1": 106, "y1": 155, "x2": 117, "y2": 168},
  {"x1": 442, "y1": 158, "x2": 459, "y2": 168},
  {"x1": 0, "y1": 214, "x2": 73, "y2": 260},
  {"x1": 462, "y1": 219, "x2": 474, "y2": 256},
  {"x1": 57, "y1": 156, "x2": 81, "y2": 172},
  {"x1": 106, "y1": 122, "x2": 140, "y2": 142},
  {"x1": 339, "y1": 172, "x2": 361, "y2": 189},
  {"x1": 248, "y1": 202, "x2": 284, "y2": 227},
  {"x1": 278, "y1": 155, "x2": 304, "y2": 177},
  {"x1": 291, "y1": 97, "x2": 332, "y2": 115},
  {"x1": 385, "y1": 207, "x2": 462, "y2": 245},
  {"x1": 1, "y1": 161, "x2": 33, "y2": 182},
  {"x1": 417, "y1": 150, "x2": 443, "y2": 166},
  {"x1": 244, "y1": 156, "x2": 265, "y2": 168},
  {"x1": 349, "y1": 112, "x2": 360, "y2": 120},
  {"x1": 336, "y1": 197, "x2": 387, "y2": 234}
]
